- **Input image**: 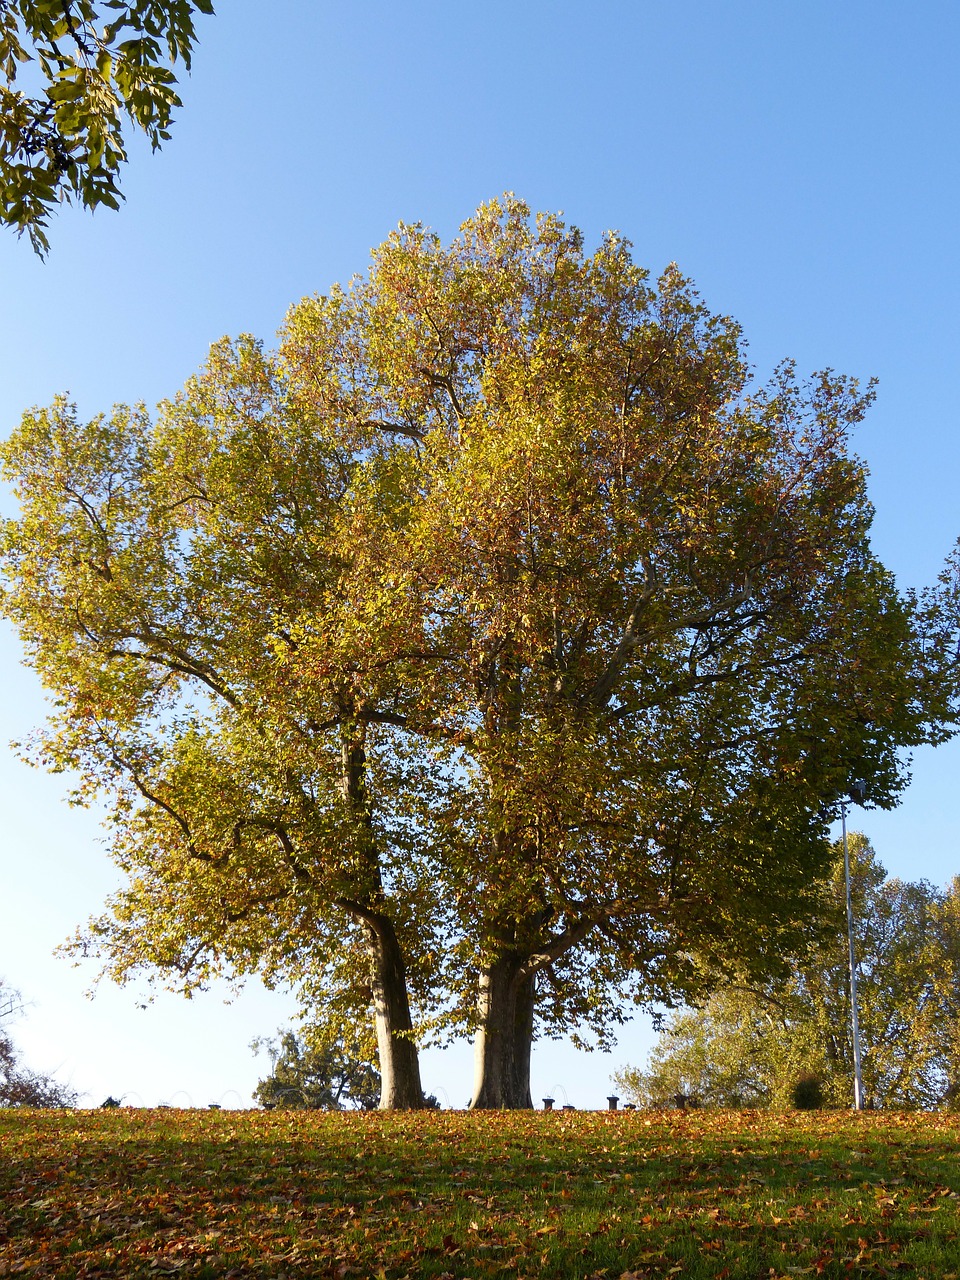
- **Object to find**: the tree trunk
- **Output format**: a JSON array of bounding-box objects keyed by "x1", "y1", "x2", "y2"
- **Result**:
[
  {"x1": 470, "y1": 955, "x2": 536, "y2": 1108},
  {"x1": 365, "y1": 910, "x2": 426, "y2": 1109},
  {"x1": 337, "y1": 715, "x2": 425, "y2": 1110}
]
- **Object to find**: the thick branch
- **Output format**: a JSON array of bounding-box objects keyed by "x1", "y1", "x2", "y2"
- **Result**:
[
  {"x1": 522, "y1": 913, "x2": 602, "y2": 978},
  {"x1": 124, "y1": 769, "x2": 213, "y2": 863},
  {"x1": 356, "y1": 419, "x2": 425, "y2": 442},
  {"x1": 107, "y1": 641, "x2": 240, "y2": 709},
  {"x1": 585, "y1": 559, "x2": 660, "y2": 707},
  {"x1": 363, "y1": 708, "x2": 475, "y2": 748},
  {"x1": 335, "y1": 896, "x2": 388, "y2": 934},
  {"x1": 232, "y1": 818, "x2": 313, "y2": 885}
]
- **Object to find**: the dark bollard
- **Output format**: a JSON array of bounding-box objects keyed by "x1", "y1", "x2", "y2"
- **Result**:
[
  {"x1": 542, "y1": 1097, "x2": 555, "y2": 1111},
  {"x1": 607, "y1": 1095, "x2": 619, "y2": 1111}
]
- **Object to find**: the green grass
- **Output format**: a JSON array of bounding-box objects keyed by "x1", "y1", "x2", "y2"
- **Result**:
[{"x1": 2, "y1": 1108, "x2": 959, "y2": 1278}]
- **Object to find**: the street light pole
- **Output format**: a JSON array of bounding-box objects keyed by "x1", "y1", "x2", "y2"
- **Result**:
[{"x1": 841, "y1": 783, "x2": 866, "y2": 1111}]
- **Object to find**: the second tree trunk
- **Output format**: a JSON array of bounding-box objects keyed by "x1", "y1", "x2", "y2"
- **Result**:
[
  {"x1": 470, "y1": 954, "x2": 536, "y2": 1108},
  {"x1": 366, "y1": 911, "x2": 426, "y2": 1110}
]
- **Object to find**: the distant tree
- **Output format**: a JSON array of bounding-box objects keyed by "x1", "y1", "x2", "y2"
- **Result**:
[
  {"x1": 613, "y1": 838, "x2": 960, "y2": 1110},
  {"x1": 0, "y1": 978, "x2": 78, "y2": 1108},
  {"x1": 1, "y1": 0, "x2": 214, "y2": 254},
  {"x1": 613, "y1": 990, "x2": 772, "y2": 1110},
  {"x1": 252, "y1": 1031, "x2": 380, "y2": 1111},
  {"x1": 0, "y1": 979, "x2": 22, "y2": 1026}
]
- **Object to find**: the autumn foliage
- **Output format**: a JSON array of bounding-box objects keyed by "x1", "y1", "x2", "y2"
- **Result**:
[
  {"x1": 614, "y1": 838, "x2": 960, "y2": 1112},
  {"x1": 1, "y1": 197, "x2": 955, "y2": 1110}
]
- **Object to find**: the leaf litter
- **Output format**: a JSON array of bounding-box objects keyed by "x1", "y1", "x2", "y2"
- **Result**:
[{"x1": 1, "y1": 1109, "x2": 959, "y2": 1277}]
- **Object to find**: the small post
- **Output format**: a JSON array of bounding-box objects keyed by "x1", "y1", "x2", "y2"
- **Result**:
[
  {"x1": 607, "y1": 1095, "x2": 619, "y2": 1111},
  {"x1": 542, "y1": 1097, "x2": 554, "y2": 1111}
]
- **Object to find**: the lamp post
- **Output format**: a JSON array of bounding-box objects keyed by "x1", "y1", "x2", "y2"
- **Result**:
[{"x1": 841, "y1": 780, "x2": 867, "y2": 1111}]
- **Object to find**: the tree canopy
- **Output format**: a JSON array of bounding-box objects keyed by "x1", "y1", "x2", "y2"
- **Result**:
[
  {"x1": 2, "y1": 197, "x2": 955, "y2": 1108},
  {"x1": 613, "y1": 836, "x2": 960, "y2": 1110},
  {"x1": 1, "y1": 0, "x2": 213, "y2": 254}
]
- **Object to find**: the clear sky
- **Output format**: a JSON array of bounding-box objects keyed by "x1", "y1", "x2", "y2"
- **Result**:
[{"x1": 1, "y1": 0, "x2": 959, "y2": 1110}]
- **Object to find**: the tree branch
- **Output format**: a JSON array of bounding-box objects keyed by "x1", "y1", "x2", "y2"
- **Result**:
[{"x1": 522, "y1": 913, "x2": 602, "y2": 978}]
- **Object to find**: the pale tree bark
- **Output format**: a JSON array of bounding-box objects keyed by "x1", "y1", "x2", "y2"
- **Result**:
[
  {"x1": 469, "y1": 907, "x2": 599, "y2": 1109},
  {"x1": 338, "y1": 717, "x2": 426, "y2": 1110},
  {"x1": 470, "y1": 955, "x2": 536, "y2": 1108},
  {"x1": 365, "y1": 910, "x2": 426, "y2": 1110}
]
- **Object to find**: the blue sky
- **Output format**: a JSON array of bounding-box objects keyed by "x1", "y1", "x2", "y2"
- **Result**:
[{"x1": 1, "y1": 0, "x2": 959, "y2": 1108}]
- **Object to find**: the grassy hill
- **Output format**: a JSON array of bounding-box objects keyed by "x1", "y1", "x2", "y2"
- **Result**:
[{"x1": 2, "y1": 1108, "x2": 959, "y2": 1278}]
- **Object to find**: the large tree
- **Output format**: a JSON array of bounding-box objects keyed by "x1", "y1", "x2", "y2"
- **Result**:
[
  {"x1": 1, "y1": 0, "x2": 213, "y2": 254},
  {"x1": 1, "y1": 198, "x2": 952, "y2": 1108},
  {"x1": 0, "y1": 343, "x2": 449, "y2": 1108},
  {"x1": 278, "y1": 198, "x2": 951, "y2": 1104},
  {"x1": 613, "y1": 836, "x2": 960, "y2": 1110}
]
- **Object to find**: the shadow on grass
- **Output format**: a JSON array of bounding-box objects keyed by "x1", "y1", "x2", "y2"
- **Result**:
[{"x1": 2, "y1": 1109, "x2": 959, "y2": 1278}]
